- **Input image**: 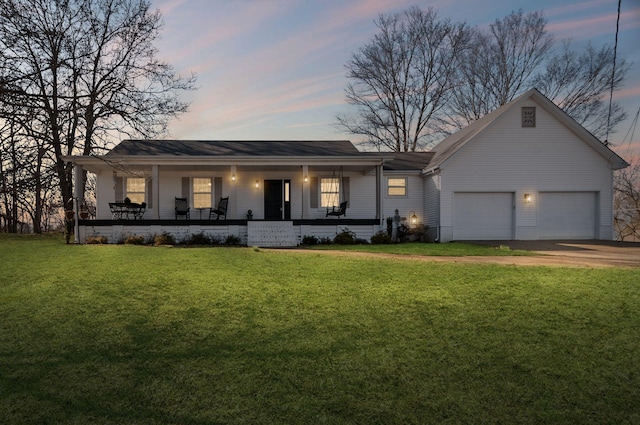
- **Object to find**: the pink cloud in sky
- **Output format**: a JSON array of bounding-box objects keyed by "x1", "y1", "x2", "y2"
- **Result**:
[
  {"x1": 154, "y1": 0, "x2": 640, "y2": 144},
  {"x1": 616, "y1": 86, "x2": 640, "y2": 100},
  {"x1": 544, "y1": 0, "x2": 612, "y2": 17},
  {"x1": 547, "y1": 9, "x2": 639, "y2": 40}
]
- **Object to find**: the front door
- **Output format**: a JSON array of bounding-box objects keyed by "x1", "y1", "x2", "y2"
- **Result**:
[{"x1": 264, "y1": 180, "x2": 291, "y2": 220}]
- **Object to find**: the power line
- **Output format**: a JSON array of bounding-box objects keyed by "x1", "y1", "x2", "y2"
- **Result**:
[{"x1": 605, "y1": 0, "x2": 622, "y2": 146}]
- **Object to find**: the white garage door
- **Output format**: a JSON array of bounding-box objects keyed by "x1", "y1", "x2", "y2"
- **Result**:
[
  {"x1": 538, "y1": 192, "x2": 596, "y2": 239},
  {"x1": 453, "y1": 192, "x2": 514, "y2": 240}
]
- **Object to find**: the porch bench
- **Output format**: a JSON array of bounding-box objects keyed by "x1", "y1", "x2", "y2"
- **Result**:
[{"x1": 109, "y1": 202, "x2": 146, "y2": 220}]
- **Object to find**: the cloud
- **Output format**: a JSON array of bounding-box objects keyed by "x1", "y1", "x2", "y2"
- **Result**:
[
  {"x1": 616, "y1": 86, "x2": 640, "y2": 99},
  {"x1": 547, "y1": 9, "x2": 639, "y2": 40}
]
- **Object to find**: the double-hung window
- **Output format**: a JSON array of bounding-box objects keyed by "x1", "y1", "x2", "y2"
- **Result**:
[
  {"x1": 320, "y1": 177, "x2": 340, "y2": 207},
  {"x1": 193, "y1": 178, "x2": 212, "y2": 209},
  {"x1": 387, "y1": 177, "x2": 407, "y2": 197},
  {"x1": 126, "y1": 178, "x2": 145, "y2": 204}
]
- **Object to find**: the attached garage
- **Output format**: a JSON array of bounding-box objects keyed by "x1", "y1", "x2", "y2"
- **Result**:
[
  {"x1": 538, "y1": 192, "x2": 597, "y2": 239},
  {"x1": 453, "y1": 192, "x2": 514, "y2": 240}
]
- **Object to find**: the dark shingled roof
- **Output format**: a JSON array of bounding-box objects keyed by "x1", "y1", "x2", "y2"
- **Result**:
[
  {"x1": 104, "y1": 139, "x2": 435, "y2": 171},
  {"x1": 106, "y1": 140, "x2": 362, "y2": 156},
  {"x1": 382, "y1": 152, "x2": 434, "y2": 171}
]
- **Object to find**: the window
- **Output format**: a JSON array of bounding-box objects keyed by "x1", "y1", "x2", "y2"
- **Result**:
[
  {"x1": 387, "y1": 177, "x2": 407, "y2": 196},
  {"x1": 320, "y1": 177, "x2": 340, "y2": 207},
  {"x1": 522, "y1": 107, "x2": 536, "y2": 127},
  {"x1": 126, "y1": 178, "x2": 145, "y2": 204},
  {"x1": 193, "y1": 178, "x2": 212, "y2": 208}
]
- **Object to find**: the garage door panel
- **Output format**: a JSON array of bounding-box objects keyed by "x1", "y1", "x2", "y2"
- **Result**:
[
  {"x1": 454, "y1": 192, "x2": 513, "y2": 240},
  {"x1": 538, "y1": 192, "x2": 596, "y2": 239}
]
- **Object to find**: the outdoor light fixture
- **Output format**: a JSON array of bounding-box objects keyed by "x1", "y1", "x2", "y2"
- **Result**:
[
  {"x1": 524, "y1": 193, "x2": 532, "y2": 203},
  {"x1": 304, "y1": 175, "x2": 309, "y2": 183},
  {"x1": 231, "y1": 174, "x2": 236, "y2": 182},
  {"x1": 410, "y1": 211, "x2": 417, "y2": 226},
  {"x1": 255, "y1": 180, "x2": 259, "y2": 189}
]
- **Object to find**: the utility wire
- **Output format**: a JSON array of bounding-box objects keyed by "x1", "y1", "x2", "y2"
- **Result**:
[{"x1": 605, "y1": 0, "x2": 622, "y2": 146}]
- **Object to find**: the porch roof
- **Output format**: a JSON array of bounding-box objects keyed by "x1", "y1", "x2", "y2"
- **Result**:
[
  {"x1": 106, "y1": 140, "x2": 362, "y2": 156},
  {"x1": 64, "y1": 140, "x2": 435, "y2": 174}
]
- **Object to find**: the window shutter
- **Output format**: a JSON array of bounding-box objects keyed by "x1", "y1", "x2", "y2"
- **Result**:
[
  {"x1": 342, "y1": 176, "x2": 350, "y2": 206},
  {"x1": 214, "y1": 177, "x2": 222, "y2": 200},
  {"x1": 146, "y1": 178, "x2": 153, "y2": 208},
  {"x1": 115, "y1": 176, "x2": 123, "y2": 201},
  {"x1": 181, "y1": 177, "x2": 189, "y2": 199},
  {"x1": 310, "y1": 177, "x2": 318, "y2": 208}
]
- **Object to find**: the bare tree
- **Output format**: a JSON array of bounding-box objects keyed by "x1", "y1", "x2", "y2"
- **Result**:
[
  {"x1": 447, "y1": 9, "x2": 553, "y2": 128},
  {"x1": 533, "y1": 41, "x2": 628, "y2": 141},
  {"x1": 0, "y1": 0, "x2": 196, "y2": 228},
  {"x1": 337, "y1": 6, "x2": 471, "y2": 152},
  {"x1": 614, "y1": 156, "x2": 640, "y2": 241},
  {"x1": 447, "y1": 9, "x2": 627, "y2": 140}
]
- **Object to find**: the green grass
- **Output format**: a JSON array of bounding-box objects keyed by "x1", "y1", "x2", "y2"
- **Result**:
[
  {"x1": 1, "y1": 234, "x2": 639, "y2": 424},
  {"x1": 309, "y1": 241, "x2": 533, "y2": 256}
]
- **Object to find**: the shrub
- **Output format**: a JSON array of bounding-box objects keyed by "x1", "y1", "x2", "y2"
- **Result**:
[
  {"x1": 124, "y1": 235, "x2": 145, "y2": 245},
  {"x1": 319, "y1": 236, "x2": 333, "y2": 245},
  {"x1": 154, "y1": 232, "x2": 175, "y2": 246},
  {"x1": 397, "y1": 223, "x2": 410, "y2": 242},
  {"x1": 187, "y1": 232, "x2": 211, "y2": 245},
  {"x1": 224, "y1": 234, "x2": 242, "y2": 246},
  {"x1": 209, "y1": 235, "x2": 223, "y2": 245},
  {"x1": 371, "y1": 231, "x2": 392, "y2": 244},
  {"x1": 301, "y1": 235, "x2": 319, "y2": 246},
  {"x1": 333, "y1": 228, "x2": 357, "y2": 245},
  {"x1": 86, "y1": 235, "x2": 108, "y2": 244}
]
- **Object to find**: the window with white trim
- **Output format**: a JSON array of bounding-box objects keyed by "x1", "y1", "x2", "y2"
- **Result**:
[
  {"x1": 126, "y1": 178, "x2": 145, "y2": 204},
  {"x1": 320, "y1": 177, "x2": 340, "y2": 207},
  {"x1": 193, "y1": 178, "x2": 212, "y2": 208},
  {"x1": 387, "y1": 177, "x2": 407, "y2": 196}
]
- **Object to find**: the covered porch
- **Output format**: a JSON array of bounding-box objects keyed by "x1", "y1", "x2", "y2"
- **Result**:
[{"x1": 67, "y1": 151, "x2": 389, "y2": 245}]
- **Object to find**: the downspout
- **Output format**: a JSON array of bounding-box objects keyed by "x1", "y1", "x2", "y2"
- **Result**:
[
  {"x1": 436, "y1": 172, "x2": 441, "y2": 243},
  {"x1": 376, "y1": 162, "x2": 384, "y2": 223}
]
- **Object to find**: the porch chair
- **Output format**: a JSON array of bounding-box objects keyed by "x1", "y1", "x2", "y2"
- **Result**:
[
  {"x1": 209, "y1": 197, "x2": 229, "y2": 220},
  {"x1": 175, "y1": 197, "x2": 190, "y2": 220},
  {"x1": 326, "y1": 201, "x2": 348, "y2": 218}
]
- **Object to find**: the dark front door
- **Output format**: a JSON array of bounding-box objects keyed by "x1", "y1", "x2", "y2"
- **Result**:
[{"x1": 264, "y1": 180, "x2": 291, "y2": 220}]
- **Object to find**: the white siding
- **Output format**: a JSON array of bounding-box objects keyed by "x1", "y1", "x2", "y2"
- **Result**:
[
  {"x1": 424, "y1": 174, "x2": 440, "y2": 241},
  {"x1": 438, "y1": 98, "x2": 615, "y2": 242},
  {"x1": 383, "y1": 174, "x2": 425, "y2": 223}
]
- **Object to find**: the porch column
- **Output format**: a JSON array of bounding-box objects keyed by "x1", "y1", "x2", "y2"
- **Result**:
[
  {"x1": 376, "y1": 163, "x2": 383, "y2": 222},
  {"x1": 302, "y1": 165, "x2": 309, "y2": 219},
  {"x1": 152, "y1": 165, "x2": 159, "y2": 219},
  {"x1": 230, "y1": 165, "x2": 237, "y2": 219},
  {"x1": 73, "y1": 164, "x2": 83, "y2": 243}
]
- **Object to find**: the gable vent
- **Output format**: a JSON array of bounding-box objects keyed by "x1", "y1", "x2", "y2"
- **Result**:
[{"x1": 522, "y1": 107, "x2": 536, "y2": 127}]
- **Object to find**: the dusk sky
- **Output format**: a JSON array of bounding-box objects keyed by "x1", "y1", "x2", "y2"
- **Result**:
[{"x1": 152, "y1": 0, "x2": 640, "y2": 157}]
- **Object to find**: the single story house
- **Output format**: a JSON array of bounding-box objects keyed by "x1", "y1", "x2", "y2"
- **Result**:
[{"x1": 64, "y1": 88, "x2": 628, "y2": 245}]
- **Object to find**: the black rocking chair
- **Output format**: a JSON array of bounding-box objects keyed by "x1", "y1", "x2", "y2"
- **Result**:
[
  {"x1": 175, "y1": 197, "x2": 190, "y2": 220},
  {"x1": 209, "y1": 197, "x2": 229, "y2": 220},
  {"x1": 326, "y1": 201, "x2": 347, "y2": 218}
]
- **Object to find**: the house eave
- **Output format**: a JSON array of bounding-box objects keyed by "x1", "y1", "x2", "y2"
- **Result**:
[{"x1": 62, "y1": 154, "x2": 386, "y2": 174}]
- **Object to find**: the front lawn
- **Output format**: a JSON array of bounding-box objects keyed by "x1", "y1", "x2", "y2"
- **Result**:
[
  {"x1": 308, "y1": 241, "x2": 533, "y2": 256},
  {"x1": 1, "y1": 235, "x2": 638, "y2": 424}
]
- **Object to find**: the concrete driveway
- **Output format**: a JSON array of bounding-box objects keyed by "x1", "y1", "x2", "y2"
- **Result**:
[{"x1": 468, "y1": 240, "x2": 640, "y2": 268}]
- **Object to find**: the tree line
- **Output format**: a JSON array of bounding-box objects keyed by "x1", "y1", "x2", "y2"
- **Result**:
[
  {"x1": 0, "y1": 0, "x2": 195, "y2": 233},
  {"x1": 337, "y1": 7, "x2": 628, "y2": 152}
]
